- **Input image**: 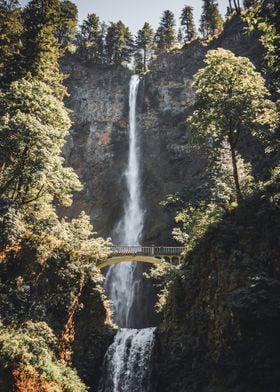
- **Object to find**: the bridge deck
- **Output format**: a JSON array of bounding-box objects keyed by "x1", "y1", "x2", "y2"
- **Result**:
[{"x1": 110, "y1": 246, "x2": 185, "y2": 257}]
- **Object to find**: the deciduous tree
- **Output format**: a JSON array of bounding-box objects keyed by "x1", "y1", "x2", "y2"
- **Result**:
[{"x1": 188, "y1": 49, "x2": 277, "y2": 203}]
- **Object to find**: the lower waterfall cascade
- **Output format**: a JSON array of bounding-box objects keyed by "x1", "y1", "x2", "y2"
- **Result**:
[
  {"x1": 99, "y1": 75, "x2": 156, "y2": 391},
  {"x1": 98, "y1": 328, "x2": 156, "y2": 392}
]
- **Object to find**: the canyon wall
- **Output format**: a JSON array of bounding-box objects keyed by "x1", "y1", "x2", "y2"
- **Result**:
[{"x1": 62, "y1": 16, "x2": 263, "y2": 244}]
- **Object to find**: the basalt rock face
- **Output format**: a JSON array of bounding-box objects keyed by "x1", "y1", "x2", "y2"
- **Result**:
[
  {"x1": 61, "y1": 61, "x2": 132, "y2": 238},
  {"x1": 62, "y1": 16, "x2": 264, "y2": 244},
  {"x1": 153, "y1": 181, "x2": 280, "y2": 392}
]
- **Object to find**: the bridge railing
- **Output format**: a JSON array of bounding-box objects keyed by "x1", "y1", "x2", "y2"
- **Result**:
[{"x1": 110, "y1": 246, "x2": 185, "y2": 256}]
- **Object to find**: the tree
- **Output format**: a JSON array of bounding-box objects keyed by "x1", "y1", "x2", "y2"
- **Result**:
[
  {"x1": 22, "y1": 0, "x2": 66, "y2": 99},
  {"x1": 188, "y1": 49, "x2": 277, "y2": 203},
  {"x1": 199, "y1": 0, "x2": 224, "y2": 38},
  {"x1": 135, "y1": 22, "x2": 154, "y2": 73},
  {"x1": 245, "y1": 0, "x2": 280, "y2": 94},
  {"x1": 180, "y1": 5, "x2": 196, "y2": 43},
  {"x1": 155, "y1": 10, "x2": 176, "y2": 52},
  {"x1": 0, "y1": 77, "x2": 81, "y2": 206},
  {"x1": 232, "y1": 0, "x2": 241, "y2": 14},
  {"x1": 105, "y1": 21, "x2": 134, "y2": 65},
  {"x1": 77, "y1": 13, "x2": 103, "y2": 62},
  {"x1": 243, "y1": 0, "x2": 256, "y2": 7},
  {"x1": 0, "y1": 0, "x2": 19, "y2": 10},
  {"x1": 177, "y1": 28, "x2": 183, "y2": 45},
  {"x1": 0, "y1": 1, "x2": 23, "y2": 89},
  {"x1": 56, "y1": 0, "x2": 78, "y2": 52}
]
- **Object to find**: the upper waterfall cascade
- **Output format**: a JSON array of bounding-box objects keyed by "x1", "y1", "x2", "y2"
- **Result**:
[
  {"x1": 99, "y1": 75, "x2": 156, "y2": 392},
  {"x1": 104, "y1": 75, "x2": 144, "y2": 328}
]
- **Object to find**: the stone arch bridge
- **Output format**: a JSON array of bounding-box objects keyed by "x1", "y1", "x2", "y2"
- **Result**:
[{"x1": 97, "y1": 246, "x2": 185, "y2": 269}]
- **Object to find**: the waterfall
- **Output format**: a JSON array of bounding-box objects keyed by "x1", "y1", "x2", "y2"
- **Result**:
[
  {"x1": 104, "y1": 75, "x2": 144, "y2": 328},
  {"x1": 99, "y1": 75, "x2": 155, "y2": 392},
  {"x1": 98, "y1": 328, "x2": 156, "y2": 392}
]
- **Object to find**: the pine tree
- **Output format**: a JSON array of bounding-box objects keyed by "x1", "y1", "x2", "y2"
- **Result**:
[
  {"x1": 135, "y1": 22, "x2": 154, "y2": 73},
  {"x1": 180, "y1": 5, "x2": 196, "y2": 43},
  {"x1": 177, "y1": 28, "x2": 183, "y2": 45},
  {"x1": 243, "y1": 0, "x2": 256, "y2": 7},
  {"x1": 199, "y1": 0, "x2": 224, "y2": 38},
  {"x1": 105, "y1": 21, "x2": 134, "y2": 65},
  {"x1": 0, "y1": 0, "x2": 23, "y2": 89},
  {"x1": 77, "y1": 13, "x2": 102, "y2": 62},
  {"x1": 0, "y1": 0, "x2": 19, "y2": 10},
  {"x1": 22, "y1": 0, "x2": 65, "y2": 99},
  {"x1": 155, "y1": 10, "x2": 176, "y2": 52},
  {"x1": 56, "y1": 0, "x2": 78, "y2": 52}
]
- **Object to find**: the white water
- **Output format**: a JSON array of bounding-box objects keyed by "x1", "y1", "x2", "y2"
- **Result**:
[
  {"x1": 100, "y1": 76, "x2": 155, "y2": 392},
  {"x1": 98, "y1": 328, "x2": 156, "y2": 392},
  {"x1": 105, "y1": 75, "x2": 144, "y2": 328}
]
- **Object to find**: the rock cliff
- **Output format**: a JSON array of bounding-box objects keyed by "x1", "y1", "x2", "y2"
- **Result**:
[{"x1": 62, "y1": 16, "x2": 263, "y2": 244}]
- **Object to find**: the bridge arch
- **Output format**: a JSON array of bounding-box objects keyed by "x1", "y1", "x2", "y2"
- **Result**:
[{"x1": 97, "y1": 255, "x2": 171, "y2": 270}]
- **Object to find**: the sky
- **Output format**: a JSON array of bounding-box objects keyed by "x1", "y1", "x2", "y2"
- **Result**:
[{"x1": 20, "y1": 0, "x2": 229, "y2": 34}]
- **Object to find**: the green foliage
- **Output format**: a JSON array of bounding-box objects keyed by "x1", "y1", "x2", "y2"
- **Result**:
[
  {"x1": 77, "y1": 13, "x2": 104, "y2": 63},
  {"x1": 173, "y1": 201, "x2": 223, "y2": 251},
  {"x1": 244, "y1": 0, "x2": 280, "y2": 94},
  {"x1": 22, "y1": 0, "x2": 66, "y2": 98},
  {"x1": 0, "y1": 2, "x2": 23, "y2": 89},
  {"x1": 199, "y1": 0, "x2": 224, "y2": 38},
  {"x1": 0, "y1": 198, "x2": 24, "y2": 250},
  {"x1": 180, "y1": 5, "x2": 197, "y2": 43},
  {"x1": 188, "y1": 48, "x2": 277, "y2": 202},
  {"x1": 0, "y1": 77, "x2": 81, "y2": 207},
  {"x1": 105, "y1": 21, "x2": 134, "y2": 65},
  {"x1": 56, "y1": 0, "x2": 78, "y2": 52},
  {"x1": 54, "y1": 212, "x2": 111, "y2": 268},
  {"x1": 135, "y1": 22, "x2": 154, "y2": 73},
  {"x1": 0, "y1": 321, "x2": 88, "y2": 391},
  {"x1": 155, "y1": 10, "x2": 176, "y2": 52}
]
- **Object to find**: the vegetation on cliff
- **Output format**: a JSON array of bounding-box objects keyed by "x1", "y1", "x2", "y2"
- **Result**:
[
  {"x1": 0, "y1": 0, "x2": 112, "y2": 390},
  {"x1": 153, "y1": 2, "x2": 280, "y2": 391}
]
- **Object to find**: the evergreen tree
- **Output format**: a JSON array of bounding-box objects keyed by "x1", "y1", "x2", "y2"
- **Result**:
[
  {"x1": 0, "y1": 0, "x2": 23, "y2": 89},
  {"x1": 56, "y1": 0, "x2": 78, "y2": 52},
  {"x1": 232, "y1": 0, "x2": 241, "y2": 14},
  {"x1": 155, "y1": 10, "x2": 176, "y2": 52},
  {"x1": 177, "y1": 28, "x2": 183, "y2": 45},
  {"x1": 180, "y1": 5, "x2": 196, "y2": 43},
  {"x1": 199, "y1": 0, "x2": 224, "y2": 38},
  {"x1": 77, "y1": 13, "x2": 103, "y2": 62},
  {"x1": 22, "y1": 0, "x2": 65, "y2": 99},
  {"x1": 0, "y1": 0, "x2": 19, "y2": 10},
  {"x1": 188, "y1": 49, "x2": 277, "y2": 203},
  {"x1": 135, "y1": 22, "x2": 154, "y2": 73},
  {"x1": 105, "y1": 21, "x2": 134, "y2": 65},
  {"x1": 243, "y1": 0, "x2": 257, "y2": 7}
]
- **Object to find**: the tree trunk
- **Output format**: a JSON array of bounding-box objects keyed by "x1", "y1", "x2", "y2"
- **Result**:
[
  {"x1": 229, "y1": 141, "x2": 243, "y2": 204},
  {"x1": 144, "y1": 48, "x2": 147, "y2": 73},
  {"x1": 233, "y1": 0, "x2": 241, "y2": 14}
]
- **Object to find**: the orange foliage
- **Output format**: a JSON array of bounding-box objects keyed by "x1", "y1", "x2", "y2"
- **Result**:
[
  {"x1": 12, "y1": 366, "x2": 62, "y2": 392},
  {"x1": 0, "y1": 243, "x2": 21, "y2": 261},
  {"x1": 58, "y1": 278, "x2": 85, "y2": 363}
]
